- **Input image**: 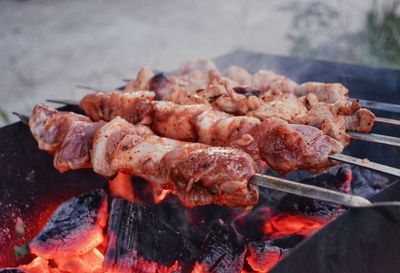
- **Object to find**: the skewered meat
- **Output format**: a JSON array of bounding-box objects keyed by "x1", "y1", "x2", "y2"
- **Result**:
[
  {"x1": 123, "y1": 60, "x2": 375, "y2": 142},
  {"x1": 29, "y1": 105, "x2": 105, "y2": 172},
  {"x1": 294, "y1": 82, "x2": 349, "y2": 103},
  {"x1": 293, "y1": 98, "x2": 375, "y2": 145},
  {"x1": 29, "y1": 105, "x2": 259, "y2": 208},
  {"x1": 123, "y1": 67, "x2": 155, "y2": 92},
  {"x1": 79, "y1": 91, "x2": 155, "y2": 125},
  {"x1": 128, "y1": 59, "x2": 348, "y2": 103},
  {"x1": 80, "y1": 92, "x2": 343, "y2": 174},
  {"x1": 248, "y1": 93, "x2": 308, "y2": 122}
]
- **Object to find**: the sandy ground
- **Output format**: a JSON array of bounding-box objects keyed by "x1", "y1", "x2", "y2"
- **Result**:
[{"x1": 0, "y1": 0, "x2": 371, "y2": 126}]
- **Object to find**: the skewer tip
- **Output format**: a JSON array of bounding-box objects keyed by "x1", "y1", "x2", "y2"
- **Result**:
[
  {"x1": 47, "y1": 99, "x2": 80, "y2": 106},
  {"x1": 12, "y1": 112, "x2": 29, "y2": 125}
]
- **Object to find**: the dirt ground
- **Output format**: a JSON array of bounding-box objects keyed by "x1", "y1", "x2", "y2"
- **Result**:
[{"x1": 0, "y1": 0, "x2": 370, "y2": 126}]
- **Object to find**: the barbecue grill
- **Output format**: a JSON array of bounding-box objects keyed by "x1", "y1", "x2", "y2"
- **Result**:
[{"x1": 1, "y1": 50, "x2": 400, "y2": 272}]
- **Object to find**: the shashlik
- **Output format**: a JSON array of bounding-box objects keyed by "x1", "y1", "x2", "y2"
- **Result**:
[
  {"x1": 29, "y1": 104, "x2": 259, "y2": 208},
  {"x1": 79, "y1": 91, "x2": 343, "y2": 174},
  {"x1": 123, "y1": 60, "x2": 375, "y2": 145}
]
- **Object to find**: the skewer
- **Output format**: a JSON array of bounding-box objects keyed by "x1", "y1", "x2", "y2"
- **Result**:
[
  {"x1": 251, "y1": 174, "x2": 372, "y2": 207},
  {"x1": 375, "y1": 117, "x2": 400, "y2": 127},
  {"x1": 76, "y1": 85, "x2": 109, "y2": 92},
  {"x1": 348, "y1": 132, "x2": 400, "y2": 147},
  {"x1": 46, "y1": 98, "x2": 400, "y2": 148},
  {"x1": 356, "y1": 98, "x2": 400, "y2": 114},
  {"x1": 328, "y1": 153, "x2": 400, "y2": 177},
  {"x1": 12, "y1": 112, "x2": 373, "y2": 208},
  {"x1": 12, "y1": 112, "x2": 29, "y2": 125}
]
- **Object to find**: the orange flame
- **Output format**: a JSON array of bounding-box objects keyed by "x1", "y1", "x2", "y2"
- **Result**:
[
  {"x1": 153, "y1": 187, "x2": 171, "y2": 204},
  {"x1": 263, "y1": 213, "x2": 326, "y2": 239},
  {"x1": 192, "y1": 262, "x2": 205, "y2": 273},
  {"x1": 19, "y1": 248, "x2": 105, "y2": 273},
  {"x1": 109, "y1": 172, "x2": 138, "y2": 203}
]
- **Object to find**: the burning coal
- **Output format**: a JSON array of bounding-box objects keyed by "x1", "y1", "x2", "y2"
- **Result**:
[{"x1": 1, "y1": 165, "x2": 391, "y2": 273}]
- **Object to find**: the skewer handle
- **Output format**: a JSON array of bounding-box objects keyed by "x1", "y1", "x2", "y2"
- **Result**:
[{"x1": 251, "y1": 174, "x2": 372, "y2": 208}]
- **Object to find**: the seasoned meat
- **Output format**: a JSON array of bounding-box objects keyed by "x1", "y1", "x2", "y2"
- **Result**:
[
  {"x1": 29, "y1": 105, "x2": 259, "y2": 208},
  {"x1": 293, "y1": 99, "x2": 375, "y2": 145},
  {"x1": 151, "y1": 101, "x2": 210, "y2": 142},
  {"x1": 295, "y1": 82, "x2": 349, "y2": 103},
  {"x1": 91, "y1": 116, "x2": 153, "y2": 177},
  {"x1": 78, "y1": 92, "x2": 344, "y2": 174},
  {"x1": 80, "y1": 91, "x2": 155, "y2": 125},
  {"x1": 29, "y1": 104, "x2": 105, "y2": 172},
  {"x1": 251, "y1": 118, "x2": 343, "y2": 174},
  {"x1": 248, "y1": 93, "x2": 308, "y2": 121},
  {"x1": 120, "y1": 61, "x2": 372, "y2": 140},
  {"x1": 123, "y1": 67, "x2": 155, "y2": 92}
]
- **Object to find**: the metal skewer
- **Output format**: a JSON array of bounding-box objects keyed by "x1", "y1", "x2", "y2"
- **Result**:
[
  {"x1": 348, "y1": 132, "x2": 400, "y2": 147},
  {"x1": 76, "y1": 85, "x2": 110, "y2": 92},
  {"x1": 12, "y1": 112, "x2": 373, "y2": 208},
  {"x1": 328, "y1": 153, "x2": 400, "y2": 177},
  {"x1": 356, "y1": 98, "x2": 400, "y2": 114},
  {"x1": 375, "y1": 117, "x2": 400, "y2": 127},
  {"x1": 251, "y1": 174, "x2": 372, "y2": 207}
]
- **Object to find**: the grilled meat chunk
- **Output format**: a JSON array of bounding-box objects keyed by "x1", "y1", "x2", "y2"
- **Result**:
[
  {"x1": 80, "y1": 91, "x2": 155, "y2": 125},
  {"x1": 29, "y1": 104, "x2": 105, "y2": 172},
  {"x1": 251, "y1": 118, "x2": 343, "y2": 174}
]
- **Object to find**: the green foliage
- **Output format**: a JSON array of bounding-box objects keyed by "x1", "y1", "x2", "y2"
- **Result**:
[
  {"x1": 366, "y1": 7, "x2": 400, "y2": 67},
  {"x1": 285, "y1": 0, "x2": 400, "y2": 68},
  {"x1": 0, "y1": 109, "x2": 10, "y2": 124}
]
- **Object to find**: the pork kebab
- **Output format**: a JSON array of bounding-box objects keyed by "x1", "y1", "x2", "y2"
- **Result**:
[
  {"x1": 79, "y1": 91, "x2": 343, "y2": 175},
  {"x1": 123, "y1": 60, "x2": 375, "y2": 145},
  {"x1": 29, "y1": 104, "x2": 259, "y2": 208}
]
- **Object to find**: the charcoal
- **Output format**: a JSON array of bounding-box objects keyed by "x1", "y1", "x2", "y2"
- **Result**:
[
  {"x1": 233, "y1": 86, "x2": 260, "y2": 97},
  {"x1": 275, "y1": 166, "x2": 352, "y2": 218},
  {"x1": 103, "y1": 198, "x2": 197, "y2": 273},
  {"x1": 194, "y1": 222, "x2": 246, "y2": 273},
  {"x1": 351, "y1": 166, "x2": 391, "y2": 198},
  {"x1": 232, "y1": 207, "x2": 273, "y2": 242},
  {"x1": 246, "y1": 236, "x2": 302, "y2": 272},
  {"x1": 0, "y1": 269, "x2": 25, "y2": 273},
  {"x1": 29, "y1": 189, "x2": 108, "y2": 259},
  {"x1": 149, "y1": 73, "x2": 169, "y2": 99}
]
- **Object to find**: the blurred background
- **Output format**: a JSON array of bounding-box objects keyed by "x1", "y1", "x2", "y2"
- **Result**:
[{"x1": 1, "y1": 0, "x2": 400, "y2": 126}]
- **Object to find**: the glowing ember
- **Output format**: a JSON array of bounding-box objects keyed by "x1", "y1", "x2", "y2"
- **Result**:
[
  {"x1": 263, "y1": 213, "x2": 326, "y2": 239},
  {"x1": 246, "y1": 240, "x2": 289, "y2": 272},
  {"x1": 18, "y1": 257, "x2": 49, "y2": 273},
  {"x1": 53, "y1": 248, "x2": 104, "y2": 273},
  {"x1": 29, "y1": 190, "x2": 108, "y2": 260},
  {"x1": 153, "y1": 188, "x2": 170, "y2": 204},
  {"x1": 109, "y1": 172, "x2": 137, "y2": 203}
]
